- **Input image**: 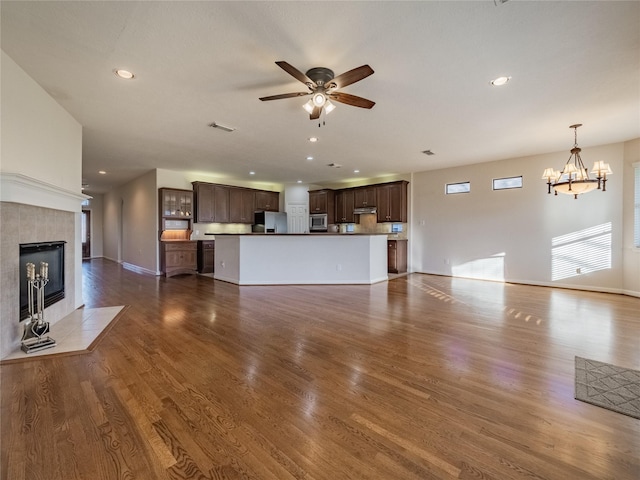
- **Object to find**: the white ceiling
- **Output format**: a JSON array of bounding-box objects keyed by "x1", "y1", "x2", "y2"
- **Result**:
[{"x1": 2, "y1": 1, "x2": 639, "y2": 194}]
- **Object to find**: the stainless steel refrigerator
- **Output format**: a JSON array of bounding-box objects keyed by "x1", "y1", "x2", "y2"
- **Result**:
[{"x1": 253, "y1": 211, "x2": 288, "y2": 233}]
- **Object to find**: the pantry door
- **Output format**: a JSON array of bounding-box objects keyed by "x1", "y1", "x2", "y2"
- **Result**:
[{"x1": 286, "y1": 204, "x2": 308, "y2": 234}]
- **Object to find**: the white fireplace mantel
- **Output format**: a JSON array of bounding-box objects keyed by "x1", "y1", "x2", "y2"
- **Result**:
[{"x1": 0, "y1": 172, "x2": 91, "y2": 212}]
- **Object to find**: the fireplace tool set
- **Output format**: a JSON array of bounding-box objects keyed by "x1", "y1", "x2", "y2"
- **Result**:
[{"x1": 21, "y1": 261, "x2": 56, "y2": 353}]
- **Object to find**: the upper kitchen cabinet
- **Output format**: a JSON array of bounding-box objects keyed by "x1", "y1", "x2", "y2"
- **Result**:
[
  {"x1": 255, "y1": 190, "x2": 279, "y2": 212},
  {"x1": 309, "y1": 189, "x2": 335, "y2": 214},
  {"x1": 161, "y1": 188, "x2": 193, "y2": 219},
  {"x1": 376, "y1": 181, "x2": 408, "y2": 223},
  {"x1": 192, "y1": 182, "x2": 230, "y2": 223},
  {"x1": 192, "y1": 182, "x2": 214, "y2": 223},
  {"x1": 335, "y1": 189, "x2": 355, "y2": 223},
  {"x1": 213, "y1": 185, "x2": 230, "y2": 223},
  {"x1": 229, "y1": 187, "x2": 255, "y2": 223},
  {"x1": 354, "y1": 186, "x2": 377, "y2": 208}
]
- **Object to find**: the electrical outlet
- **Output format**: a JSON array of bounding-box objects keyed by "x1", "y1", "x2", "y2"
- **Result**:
[
  {"x1": 220, "y1": 261, "x2": 225, "y2": 268},
  {"x1": 336, "y1": 264, "x2": 342, "y2": 271}
]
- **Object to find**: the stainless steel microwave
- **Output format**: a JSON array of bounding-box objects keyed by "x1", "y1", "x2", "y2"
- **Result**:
[{"x1": 309, "y1": 213, "x2": 328, "y2": 231}]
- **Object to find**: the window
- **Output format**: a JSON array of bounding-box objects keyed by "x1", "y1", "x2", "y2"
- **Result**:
[
  {"x1": 446, "y1": 181, "x2": 470, "y2": 194},
  {"x1": 493, "y1": 176, "x2": 523, "y2": 190},
  {"x1": 635, "y1": 163, "x2": 640, "y2": 248}
]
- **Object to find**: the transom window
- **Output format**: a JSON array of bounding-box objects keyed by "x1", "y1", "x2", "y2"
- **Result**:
[
  {"x1": 446, "y1": 181, "x2": 470, "y2": 194},
  {"x1": 493, "y1": 176, "x2": 523, "y2": 190}
]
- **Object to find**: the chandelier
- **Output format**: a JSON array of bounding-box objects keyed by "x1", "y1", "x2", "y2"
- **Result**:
[{"x1": 541, "y1": 124, "x2": 612, "y2": 199}]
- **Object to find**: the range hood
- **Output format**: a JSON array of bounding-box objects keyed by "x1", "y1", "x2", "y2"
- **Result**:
[{"x1": 354, "y1": 206, "x2": 377, "y2": 215}]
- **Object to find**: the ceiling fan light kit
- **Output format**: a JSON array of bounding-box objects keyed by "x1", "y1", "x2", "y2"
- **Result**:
[
  {"x1": 259, "y1": 61, "x2": 375, "y2": 123},
  {"x1": 542, "y1": 124, "x2": 612, "y2": 199}
]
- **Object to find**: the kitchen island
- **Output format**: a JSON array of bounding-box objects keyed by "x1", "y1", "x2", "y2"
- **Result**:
[{"x1": 213, "y1": 234, "x2": 388, "y2": 285}]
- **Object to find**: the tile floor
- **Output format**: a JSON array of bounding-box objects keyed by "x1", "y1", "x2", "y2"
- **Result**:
[{"x1": 1, "y1": 306, "x2": 124, "y2": 361}]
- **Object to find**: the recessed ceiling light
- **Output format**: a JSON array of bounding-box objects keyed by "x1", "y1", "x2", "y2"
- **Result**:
[
  {"x1": 354, "y1": 170, "x2": 360, "y2": 173},
  {"x1": 98, "y1": 170, "x2": 107, "y2": 175},
  {"x1": 491, "y1": 76, "x2": 511, "y2": 86},
  {"x1": 306, "y1": 156, "x2": 314, "y2": 161},
  {"x1": 114, "y1": 69, "x2": 135, "y2": 79},
  {"x1": 308, "y1": 137, "x2": 318, "y2": 143},
  {"x1": 249, "y1": 171, "x2": 255, "y2": 175},
  {"x1": 297, "y1": 180, "x2": 302, "y2": 183}
]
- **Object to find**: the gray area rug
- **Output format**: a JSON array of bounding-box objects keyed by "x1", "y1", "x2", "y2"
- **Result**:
[{"x1": 575, "y1": 356, "x2": 640, "y2": 420}]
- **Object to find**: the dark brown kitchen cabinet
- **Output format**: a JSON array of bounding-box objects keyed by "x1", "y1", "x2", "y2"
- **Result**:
[
  {"x1": 197, "y1": 240, "x2": 215, "y2": 274},
  {"x1": 193, "y1": 182, "x2": 230, "y2": 223},
  {"x1": 309, "y1": 189, "x2": 334, "y2": 214},
  {"x1": 192, "y1": 182, "x2": 214, "y2": 223},
  {"x1": 212, "y1": 185, "x2": 230, "y2": 223},
  {"x1": 354, "y1": 186, "x2": 377, "y2": 208},
  {"x1": 255, "y1": 190, "x2": 279, "y2": 212},
  {"x1": 377, "y1": 181, "x2": 408, "y2": 223},
  {"x1": 229, "y1": 188, "x2": 255, "y2": 223},
  {"x1": 160, "y1": 188, "x2": 193, "y2": 219},
  {"x1": 159, "y1": 188, "x2": 193, "y2": 239},
  {"x1": 160, "y1": 241, "x2": 197, "y2": 277},
  {"x1": 335, "y1": 189, "x2": 355, "y2": 223},
  {"x1": 388, "y1": 239, "x2": 407, "y2": 274}
]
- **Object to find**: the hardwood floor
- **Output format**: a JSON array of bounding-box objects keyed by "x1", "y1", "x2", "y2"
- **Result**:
[{"x1": 2, "y1": 258, "x2": 639, "y2": 480}]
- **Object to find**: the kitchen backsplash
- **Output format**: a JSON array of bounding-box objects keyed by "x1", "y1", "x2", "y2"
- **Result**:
[
  {"x1": 191, "y1": 222, "x2": 251, "y2": 239},
  {"x1": 347, "y1": 213, "x2": 408, "y2": 239}
]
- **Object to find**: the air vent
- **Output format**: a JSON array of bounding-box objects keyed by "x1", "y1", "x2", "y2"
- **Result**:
[
  {"x1": 422, "y1": 150, "x2": 435, "y2": 156},
  {"x1": 327, "y1": 163, "x2": 342, "y2": 168},
  {"x1": 209, "y1": 122, "x2": 236, "y2": 133}
]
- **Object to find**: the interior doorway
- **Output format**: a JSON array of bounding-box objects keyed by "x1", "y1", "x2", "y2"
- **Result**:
[{"x1": 82, "y1": 209, "x2": 91, "y2": 258}]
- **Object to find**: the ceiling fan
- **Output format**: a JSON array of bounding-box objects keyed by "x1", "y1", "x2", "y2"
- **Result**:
[{"x1": 259, "y1": 61, "x2": 375, "y2": 120}]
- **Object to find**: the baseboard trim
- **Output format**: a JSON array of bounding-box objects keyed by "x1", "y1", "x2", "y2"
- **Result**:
[{"x1": 121, "y1": 262, "x2": 157, "y2": 276}]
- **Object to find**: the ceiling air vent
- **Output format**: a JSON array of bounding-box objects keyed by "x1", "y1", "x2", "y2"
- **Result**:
[
  {"x1": 209, "y1": 122, "x2": 236, "y2": 133},
  {"x1": 422, "y1": 150, "x2": 435, "y2": 156},
  {"x1": 327, "y1": 163, "x2": 342, "y2": 168}
]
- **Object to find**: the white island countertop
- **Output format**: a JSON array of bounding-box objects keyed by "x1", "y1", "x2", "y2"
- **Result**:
[{"x1": 213, "y1": 234, "x2": 388, "y2": 285}]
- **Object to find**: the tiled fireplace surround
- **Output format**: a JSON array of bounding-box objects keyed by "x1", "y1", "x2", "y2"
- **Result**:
[{"x1": 0, "y1": 201, "x2": 77, "y2": 358}]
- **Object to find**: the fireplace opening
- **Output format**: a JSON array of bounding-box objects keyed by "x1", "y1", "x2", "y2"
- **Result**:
[{"x1": 19, "y1": 241, "x2": 66, "y2": 321}]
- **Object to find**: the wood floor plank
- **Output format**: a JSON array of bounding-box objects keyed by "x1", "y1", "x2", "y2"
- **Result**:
[{"x1": 2, "y1": 258, "x2": 639, "y2": 479}]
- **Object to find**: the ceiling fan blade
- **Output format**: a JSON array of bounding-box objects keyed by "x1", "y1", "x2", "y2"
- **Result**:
[
  {"x1": 259, "y1": 92, "x2": 311, "y2": 101},
  {"x1": 275, "y1": 61, "x2": 316, "y2": 88},
  {"x1": 329, "y1": 65, "x2": 374, "y2": 89},
  {"x1": 328, "y1": 92, "x2": 375, "y2": 109},
  {"x1": 310, "y1": 106, "x2": 322, "y2": 120}
]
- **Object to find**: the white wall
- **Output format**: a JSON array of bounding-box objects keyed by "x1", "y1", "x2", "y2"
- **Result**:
[
  {"x1": 102, "y1": 170, "x2": 158, "y2": 274},
  {"x1": 283, "y1": 184, "x2": 309, "y2": 205},
  {"x1": 0, "y1": 51, "x2": 84, "y2": 356},
  {"x1": 1, "y1": 52, "x2": 81, "y2": 190},
  {"x1": 102, "y1": 190, "x2": 121, "y2": 263},
  {"x1": 622, "y1": 139, "x2": 640, "y2": 296},
  {"x1": 411, "y1": 142, "x2": 626, "y2": 293}
]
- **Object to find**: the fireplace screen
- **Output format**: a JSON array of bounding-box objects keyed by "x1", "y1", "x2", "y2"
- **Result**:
[{"x1": 19, "y1": 241, "x2": 65, "y2": 321}]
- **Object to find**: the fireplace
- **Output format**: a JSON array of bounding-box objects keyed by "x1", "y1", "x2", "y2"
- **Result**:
[{"x1": 19, "y1": 241, "x2": 66, "y2": 321}]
